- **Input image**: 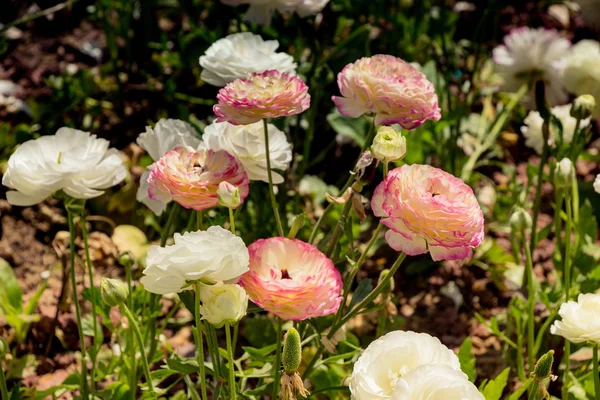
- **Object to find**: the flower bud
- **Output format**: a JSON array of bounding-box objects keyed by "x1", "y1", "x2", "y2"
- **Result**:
[
  {"x1": 509, "y1": 207, "x2": 532, "y2": 232},
  {"x1": 101, "y1": 278, "x2": 129, "y2": 308},
  {"x1": 199, "y1": 282, "x2": 248, "y2": 328},
  {"x1": 371, "y1": 126, "x2": 406, "y2": 163},
  {"x1": 571, "y1": 95, "x2": 596, "y2": 120},
  {"x1": 287, "y1": 214, "x2": 305, "y2": 239},
  {"x1": 377, "y1": 269, "x2": 395, "y2": 295},
  {"x1": 282, "y1": 328, "x2": 302, "y2": 373},
  {"x1": 533, "y1": 350, "x2": 554, "y2": 380},
  {"x1": 217, "y1": 181, "x2": 241, "y2": 209},
  {"x1": 554, "y1": 158, "x2": 574, "y2": 189},
  {"x1": 0, "y1": 337, "x2": 7, "y2": 357},
  {"x1": 118, "y1": 252, "x2": 135, "y2": 269}
]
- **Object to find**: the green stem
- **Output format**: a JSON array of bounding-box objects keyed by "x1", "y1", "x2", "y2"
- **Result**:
[
  {"x1": 325, "y1": 199, "x2": 353, "y2": 258},
  {"x1": 263, "y1": 119, "x2": 285, "y2": 237},
  {"x1": 273, "y1": 318, "x2": 283, "y2": 399},
  {"x1": 66, "y1": 207, "x2": 89, "y2": 397},
  {"x1": 124, "y1": 256, "x2": 136, "y2": 399},
  {"x1": 0, "y1": 0, "x2": 82, "y2": 34},
  {"x1": 562, "y1": 196, "x2": 574, "y2": 400},
  {"x1": 309, "y1": 175, "x2": 355, "y2": 244},
  {"x1": 197, "y1": 210, "x2": 204, "y2": 231},
  {"x1": 522, "y1": 232, "x2": 535, "y2": 371},
  {"x1": 0, "y1": 358, "x2": 9, "y2": 400},
  {"x1": 225, "y1": 324, "x2": 237, "y2": 400},
  {"x1": 80, "y1": 214, "x2": 98, "y2": 392},
  {"x1": 304, "y1": 253, "x2": 406, "y2": 378},
  {"x1": 121, "y1": 305, "x2": 156, "y2": 396},
  {"x1": 383, "y1": 162, "x2": 389, "y2": 177},
  {"x1": 194, "y1": 282, "x2": 208, "y2": 400},
  {"x1": 594, "y1": 344, "x2": 600, "y2": 400},
  {"x1": 228, "y1": 207, "x2": 236, "y2": 234},
  {"x1": 204, "y1": 321, "x2": 221, "y2": 379}
]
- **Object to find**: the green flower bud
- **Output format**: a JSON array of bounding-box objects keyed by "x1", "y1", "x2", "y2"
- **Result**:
[
  {"x1": 287, "y1": 214, "x2": 305, "y2": 239},
  {"x1": 509, "y1": 207, "x2": 532, "y2": 232},
  {"x1": 100, "y1": 278, "x2": 129, "y2": 307},
  {"x1": 217, "y1": 181, "x2": 241, "y2": 209},
  {"x1": 282, "y1": 328, "x2": 302, "y2": 373},
  {"x1": 371, "y1": 126, "x2": 406, "y2": 163},
  {"x1": 118, "y1": 252, "x2": 134, "y2": 269},
  {"x1": 0, "y1": 337, "x2": 7, "y2": 357},
  {"x1": 377, "y1": 269, "x2": 395, "y2": 294},
  {"x1": 554, "y1": 158, "x2": 574, "y2": 190},
  {"x1": 533, "y1": 350, "x2": 554, "y2": 380},
  {"x1": 571, "y1": 95, "x2": 596, "y2": 120}
]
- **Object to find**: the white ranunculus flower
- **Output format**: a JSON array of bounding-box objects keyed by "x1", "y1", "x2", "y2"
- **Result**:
[
  {"x1": 564, "y1": 40, "x2": 600, "y2": 117},
  {"x1": 136, "y1": 119, "x2": 202, "y2": 215},
  {"x1": 551, "y1": 293, "x2": 600, "y2": 344},
  {"x1": 493, "y1": 27, "x2": 570, "y2": 106},
  {"x1": 199, "y1": 282, "x2": 249, "y2": 327},
  {"x1": 2, "y1": 128, "x2": 126, "y2": 206},
  {"x1": 220, "y1": 0, "x2": 329, "y2": 26},
  {"x1": 203, "y1": 120, "x2": 292, "y2": 184},
  {"x1": 349, "y1": 330, "x2": 461, "y2": 400},
  {"x1": 520, "y1": 104, "x2": 591, "y2": 155},
  {"x1": 391, "y1": 364, "x2": 484, "y2": 400},
  {"x1": 199, "y1": 32, "x2": 297, "y2": 87},
  {"x1": 594, "y1": 174, "x2": 600, "y2": 194},
  {"x1": 371, "y1": 126, "x2": 406, "y2": 163},
  {"x1": 140, "y1": 226, "x2": 250, "y2": 295}
]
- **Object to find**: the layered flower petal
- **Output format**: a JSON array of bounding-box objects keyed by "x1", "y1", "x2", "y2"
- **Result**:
[
  {"x1": 371, "y1": 164, "x2": 484, "y2": 261},
  {"x1": 238, "y1": 237, "x2": 342, "y2": 321},
  {"x1": 551, "y1": 293, "x2": 600, "y2": 344},
  {"x1": 391, "y1": 364, "x2": 483, "y2": 400},
  {"x1": 332, "y1": 55, "x2": 441, "y2": 129}
]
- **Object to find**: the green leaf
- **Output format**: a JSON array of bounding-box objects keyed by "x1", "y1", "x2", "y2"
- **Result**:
[
  {"x1": 166, "y1": 357, "x2": 199, "y2": 375},
  {"x1": 242, "y1": 344, "x2": 277, "y2": 361},
  {"x1": 480, "y1": 367, "x2": 509, "y2": 400},
  {"x1": 458, "y1": 337, "x2": 476, "y2": 382},
  {"x1": 348, "y1": 278, "x2": 372, "y2": 311},
  {"x1": 178, "y1": 291, "x2": 196, "y2": 316},
  {"x1": 0, "y1": 257, "x2": 23, "y2": 313},
  {"x1": 326, "y1": 109, "x2": 370, "y2": 147},
  {"x1": 507, "y1": 378, "x2": 532, "y2": 400}
]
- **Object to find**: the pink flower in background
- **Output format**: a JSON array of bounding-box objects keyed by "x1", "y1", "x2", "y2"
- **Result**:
[
  {"x1": 147, "y1": 146, "x2": 249, "y2": 211},
  {"x1": 371, "y1": 164, "x2": 484, "y2": 261},
  {"x1": 239, "y1": 237, "x2": 342, "y2": 321},
  {"x1": 332, "y1": 55, "x2": 441, "y2": 129},
  {"x1": 214, "y1": 70, "x2": 310, "y2": 125}
]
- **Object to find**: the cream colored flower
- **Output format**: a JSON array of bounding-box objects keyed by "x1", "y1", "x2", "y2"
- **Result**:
[
  {"x1": 371, "y1": 126, "x2": 406, "y2": 163},
  {"x1": 199, "y1": 282, "x2": 248, "y2": 327},
  {"x1": 220, "y1": 0, "x2": 329, "y2": 26},
  {"x1": 203, "y1": 120, "x2": 292, "y2": 184},
  {"x1": 140, "y1": 226, "x2": 250, "y2": 295},
  {"x1": 391, "y1": 364, "x2": 483, "y2": 400},
  {"x1": 564, "y1": 40, "x2": 600, "y2": 117},
  {"x1": 199, "y1": 32, "x2": 297, "y2": 87},
  {"x1": 349, "y1": 330, "x2": 461, "y2": 400},
  {"x1": 594, "y1": 174, "x2": 600, "y2": 194},
  {"x1": 551, "y1": 293, "x2": 600, "y2": 344}
]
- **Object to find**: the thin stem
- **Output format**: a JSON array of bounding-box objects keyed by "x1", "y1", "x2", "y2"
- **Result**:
[
  {"x1": 228, "y1": 207, "x2": 236, "y2": 234},
  {"x1": 325, "y1": 199, "x2": 353, "y2": 258},
  {"x1": 0, "y1": 358, "x2": 9, "y2": 400},
  {"x1": 204, "y1": 321, "x2": 221, "y2": 379},
  {"x1": 66, "y1": 208, "x2": 89, "y2": 397},
  {"x1": 194, "y1": 282, "x2": 208, "y2": 400},
  {"x1": 80, "y1": 215, "x2": 98, "y2": 392},
  {"x1": 522, "y1": 232, "x2": 535, "y2": 371},
  {"x1": 0, "y1": 0, "x2": 82, "y2": 34},
  {"x1": 121, "y1": 305, "x2": 156, "y2": 396},
  {"x1": 562, "y1": 196, "x2": 574, "y2": 400},
  {"x1": 383, "y1": 162, "x2": 389, "y2": 177},
  {"x1": 124, "y1": 256, "x2": 136, "y2": 399},
  {"x1": 273, "y1": 318, "x2": 283, "y2": 399},
  {"x1": 197, "y1": 210, "x2": 204, "y2": 231},
  {"x1": 594, "y1": 344, "x2": 600, "y2": 400},
  {"x1": 225, "y1": 324, "x2": 237, "y2": 400},
  {"x1": 263, "y1": 119, "x2": 285, "y2": 236},
  {"x1": 309, "y1": 175, "x2": 355, "y2": 244}
]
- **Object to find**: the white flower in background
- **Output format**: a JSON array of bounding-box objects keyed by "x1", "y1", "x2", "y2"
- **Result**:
[
  {"x1": 493, "y1": 27, "x2": 570, "y2": 106},
  {"x1": 349, "y1": 330, "x2": 461, "y2": 400},
  {"x1": 551, "y1": 293, "x2": 600, "y2": 344},
  {"x1": 555, "y1": 158, "x2": 574, "y2": 189},
  {"x1": 564, "y1": 40, "x2": 600, "y2": 117},
  {"x1": 140, "y1": 226, "x2": 250, "y2": 295},
  {"x1": 594, "y1": 174, "x2": 600, "y2": 194},
  {"x1": 203, "y1": 120, "x2": 292, "y2": 184},
  {"x1": 391, "y1": 364, "x2": 484, "y2": 400},
  {"x1": 199, "y1": 282, "x2": 249, "y2": 327},
  {"x1": 220, "y1": 0, "x2": 329, "y2": 26},
  {"x1": 3, "y1": 128, "x2": 126, "y2": 206},
  {"x1": 136, "y1": 119, "x2": 202, "y2": 215},
  {"x1": 0, "y1": 80, "x2": 26, "y2": 114},
  {"x1": 520, "y1": 104, "x2": 591, "y2": 154},
  {"x1": 199, "y1": 32, "x2": 297, "y2": 87}
]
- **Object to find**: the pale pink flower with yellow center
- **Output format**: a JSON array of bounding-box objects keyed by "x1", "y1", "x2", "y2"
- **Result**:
[
  {"x1": 332, "y1": 55, "x2": 441, "y2": 129},
  {"x1": 148, "y1": 145, "x2": 249, "y2": 211},
  {"x1": 239, "y1": 237, "x2": 342, "y2": 321},
  {"x1": 371, "y1": 165, "x2": 484, "y2": 261},
  {"x1": 213, "y1": 70, "x2": 310, "y2": 126}
]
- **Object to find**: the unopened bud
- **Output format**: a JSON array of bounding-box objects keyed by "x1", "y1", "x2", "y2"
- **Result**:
[
  {"x1": 554, "y1": 158, "x2": 574, "y2": 189},
  {"x1": 118, "y1": 252, "x2": 134, "y2": 269},
  {"x1": 377, "y1": 269, "x2": 395, "y2": 294},
  {"x1": 509, "y1": 207, "x2": 532, "y2": 232},
  {"x1": 101, "y1": 278, "x2": 129, "y2": 307},
  {"x1": 371, "y1": 126, "x2": 406, "y2": 163},
  {"x1": 571, "y1": 95, "x2": 596, "y2": 120},
  {"x1": 282, "y1": 328, "x2": 302, "y2": 374},
  {"x1": 0, "y1": 337, "x2": 7, "y2": 357},
  {"x1": 533, "y1": 350, "x2": 554, "y2": 380},
  {"x1": 288, "y1": 214, "x2": 305, "y2": 239},
  {"x1": 217, "y1": 181, "x2": 241, "y2": 209}
]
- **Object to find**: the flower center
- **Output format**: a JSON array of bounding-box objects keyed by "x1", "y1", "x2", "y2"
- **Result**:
[{"x1": 281, "y1": 269, "x2": 291, "y2": 279}]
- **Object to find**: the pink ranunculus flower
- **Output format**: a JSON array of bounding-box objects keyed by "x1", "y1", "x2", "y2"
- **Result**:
[
  {"x1": 371, "y1": 165, "x2": 484, "y2": 261},
  {"x1": 213, "y1": 70, "x2": 310, "y2": 126},
  {"x1": 332, "y1": 55, "x2": 441, "y2": 129},
  {"x1": 239, "y1": 237, "x2": 342, "y2": 321},
  {"x1": 147, "y1": 145, "x2": 249, "y2": 211}
]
